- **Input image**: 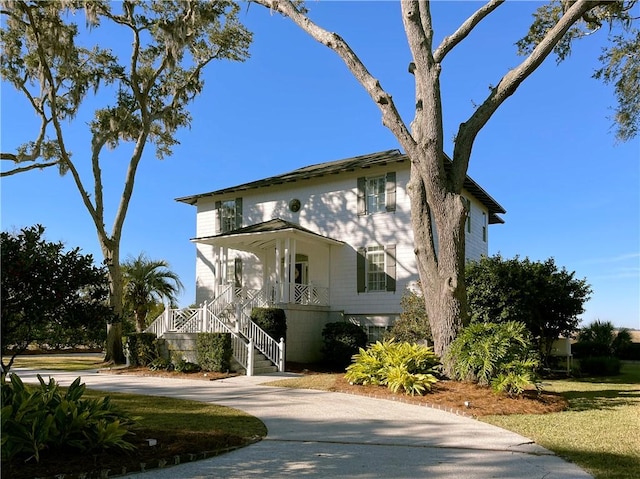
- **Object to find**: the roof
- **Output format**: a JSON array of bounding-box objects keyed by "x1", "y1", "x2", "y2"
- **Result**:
[
  {"x1": 176, "y1": 149, "x2": 506, "y2": 224},
  {"x1": 191, "y1": 218, "x2": 344, "y2": 252}
]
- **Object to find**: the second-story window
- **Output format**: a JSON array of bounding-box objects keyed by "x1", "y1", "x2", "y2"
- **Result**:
[
  {"x1": 463, "y1": 197, "x2": 471, "y2": 233},
  {"x1": 357, "y1": 172, "x2": 396, "y2": 215},
  {"x1": 215, "y1": 198, "x2": 242, "y2": 233},
  {"x1": 220, "y1": 200, "x2": 236, "y2": 232},
  {"x1": 482, "y1": 211, "x2": 488, "y2": 242},
  {"x1": 366, "y1": 176, "x2": 386, "y2": 214}
]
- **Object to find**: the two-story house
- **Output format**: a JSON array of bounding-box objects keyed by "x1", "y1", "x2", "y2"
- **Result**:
[{"x1": 147, "y1": 149, "x2": 505, "y2": 372}]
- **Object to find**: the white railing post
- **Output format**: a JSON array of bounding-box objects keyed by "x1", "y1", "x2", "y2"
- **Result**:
[
  {"x1": 247, "y1": 339, "x2": 254, "y2": 377},
  {"x1": 200, "y1": 302, "x2": 206, "y2": 331},
  {"x1": 278, "y1": 337, "x2": 285, "y2": 372},
  {"x1": 236, "y1": 303, "x2": 242, "y2": 333},
  {"x1": 164, "y1": 306, "x2": 170, "y2": 333}
]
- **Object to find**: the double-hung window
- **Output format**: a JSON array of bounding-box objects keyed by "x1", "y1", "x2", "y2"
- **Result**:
[
  {"x1": 366, "y1": 176, "x2": 386, "y2": 214},
  {"x1": 357, "y1": 245, "x2": 396, "y2": 293},
  {"x1": 215, "y1": 198, "x2": 243, "y2": 233},
  {"x1": 366, "y1": 246, "x2": 386, "y2": 291},
  {"x1": 357, "y1": 172, "x2": 396, "y2": 215}
]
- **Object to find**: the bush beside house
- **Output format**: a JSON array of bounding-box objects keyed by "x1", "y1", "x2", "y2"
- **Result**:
[{"x1": 321, "y1": 322, "x2": 368, "y2": 370}]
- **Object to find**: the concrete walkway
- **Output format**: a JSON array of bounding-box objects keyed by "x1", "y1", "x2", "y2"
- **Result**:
[{"x1": 14, "y1": 368, "x2": 592, "y2": 479}]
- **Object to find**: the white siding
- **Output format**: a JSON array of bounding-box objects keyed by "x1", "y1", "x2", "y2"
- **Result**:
[{"x1": 193, "y1": 161, "x2": 493, "y2": 317}]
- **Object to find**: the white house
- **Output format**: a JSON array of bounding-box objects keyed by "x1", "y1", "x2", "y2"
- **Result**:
[{"x1": 148, "y1": 150, "x2": 505, "y2": 372}]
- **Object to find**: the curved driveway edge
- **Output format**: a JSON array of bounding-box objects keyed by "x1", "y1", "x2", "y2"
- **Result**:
[{"x1": 14, "y1": 369, "x2": 592, "y2": 479}]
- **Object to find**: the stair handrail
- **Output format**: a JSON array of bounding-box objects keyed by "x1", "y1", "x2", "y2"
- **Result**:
[{"x1": 235, "y1": 286, "x2": 285, "y2": 371}]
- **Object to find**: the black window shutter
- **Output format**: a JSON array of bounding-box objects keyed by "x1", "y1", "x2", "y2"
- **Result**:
[
  {"x1": 386, "y1": 244, "x2": 396, "y2": 292},
  {"x1": 357, "y1": 247, "x2": 366, "y2": 293},
  {"x1": 357, "y1": 177, "x2": 366, "y2": 216},
  {"x1": 215, "y1": 201, "x2": 221, "y2": 233},
  {"x1": 235, "y1": 197, "x2": 243, "y2": 230},
  {"x1": 234, "y1": 257, "x2": 242, "y2": 288},
  {"x1": 386, "y1": 172, "x2": 396, "y2": 212}
]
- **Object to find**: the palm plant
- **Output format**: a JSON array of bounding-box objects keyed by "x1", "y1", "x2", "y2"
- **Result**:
[{"x1": 122, "y1": 254, "x2": 184, "y2": 332}]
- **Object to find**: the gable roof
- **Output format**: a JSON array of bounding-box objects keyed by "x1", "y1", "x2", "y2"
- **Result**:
[{"x1": 176, "y1": 149, "x2": 506, "y2": 224}]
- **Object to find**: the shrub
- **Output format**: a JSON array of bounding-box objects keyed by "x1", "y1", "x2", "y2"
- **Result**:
[
  {"x1": 619, "y1": 342, "x2": 640, "y2": 361},
  {"x1": 197, "y1": 333, "x2": 232, "y2": 372},
  {"x1": 148, "y1": 357, "x2": 172, "y2": 371},
  {"x1": 571, "y1": 340, "x2": 611, "y2": 359},
  {"x1": 345, "y1": 340, "x2": 440, "y2": 395},
  {"x1": 250, "y1": 308, "x2": 287, "y2": 341},
  {"x1": 573, "y1": 320, "x2": 633, "y2": 363},
  {"x1": 578, "y1": 356, "x2": 621, "y2": 376},
  {"x1": 384, "y1": 287, "x2": 432, "y2": 344},
  {"x1": 174, "y1": 358, "x2": 201, "y2": 373},
  {"x1": 321, "y1": 322, "x2": 368, "y2": 370},
  {"x1": 612, "y1": 328, "x2": 633, "y2": 358},
  {"x1": 124, "y1": 332, "x2": 158, "y2": 367},
  {"x1": 1, "y1": 374, "x2": 134, "y2": 463},
  {"x1": 445, "y1": 321, "x2": 540, "y2": 396}
]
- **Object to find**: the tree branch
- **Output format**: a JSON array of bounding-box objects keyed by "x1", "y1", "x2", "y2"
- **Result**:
[
  {"x1": 433, "y1": 0, "x2": 505, "y2": 63},
  {"x1": 0, "y1": 161, "x2": 59, "y2": 177},
  {"x1": 111, "y1": 127, "x2": 150, "y2": 246},
  {"x1": 252, "y1": 0, "x2": 416, "y2": 154},
  {"x1": 450, "y1": 0, "x2": 607, "y2": 191},
  {"x1": 23, "y1": 3, "x2": 104, "y2": 238}
]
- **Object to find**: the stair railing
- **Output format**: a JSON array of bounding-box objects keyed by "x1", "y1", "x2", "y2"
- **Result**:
[{"x1": 238, "y1": 306, "x2": 285, "y2": 372}]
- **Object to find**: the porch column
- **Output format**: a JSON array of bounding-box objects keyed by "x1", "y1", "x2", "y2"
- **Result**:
[
  {"x1": 283, "y1": 237, "x2": 291, "y2": 303},
  {"x1": 214, "y1": 246, "x2": 222, "y2": 297},
  {"x1": 275, "y1": 239, "x2": 282, "y2": 303},
  {"x1": 221, "y1": 246, "x2": 228, "y2": 285},
  {"x1": 289, "y1": 238, "x2": 297, "y2": 303}
]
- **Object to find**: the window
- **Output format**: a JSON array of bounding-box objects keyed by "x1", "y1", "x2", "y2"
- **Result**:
[
  {"x1": 463, "y1": 197, "x2": 471, "y2": 233},
  {"x1": 215, "y1": 198, "x2": 242, "y2": 233},
  {"x1": 366, "y1": 176, "x2": 386, "y2": 214},
  {"x1": 226, "y1": 257, "x2": 242, "y2": 287},
  {"x1": 367, "y1": 246, "x2": 386, "y2": 291},
  {"x1": 357, "y1": 244, "x2": 396, "y2": 293},
  {"x1": 357, "y1": 172, "x2": 396, "y2": 215},
  {"x1": 366, "y1": 325, "x2": 390, "y2": 343},
  {"x1": 482, "y1": 211, "x2": 487, "y2": 242}
]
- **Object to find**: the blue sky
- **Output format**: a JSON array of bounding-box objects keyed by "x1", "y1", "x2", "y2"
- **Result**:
[{"x1": 2, "y1": 1, "x2": 638, "y2": 329}]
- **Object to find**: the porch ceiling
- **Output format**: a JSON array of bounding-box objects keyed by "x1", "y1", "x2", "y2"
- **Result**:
[{"x1": 191, "y1": 218, "x2": 344, "y2": 254}]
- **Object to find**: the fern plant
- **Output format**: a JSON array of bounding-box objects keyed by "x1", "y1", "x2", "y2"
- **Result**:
[{"x1": 445, "y1": 321, "x2": 539, "y2": 395}]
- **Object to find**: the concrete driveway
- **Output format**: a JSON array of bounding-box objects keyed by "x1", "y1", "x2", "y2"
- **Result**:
[{"x1": 14, "y1": 368, "x2": 592, "y2": 479}]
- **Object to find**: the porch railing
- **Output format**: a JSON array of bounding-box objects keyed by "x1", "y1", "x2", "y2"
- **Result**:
[{"x1": 268, "y1": 282, "x2": 330, "y2": 306}]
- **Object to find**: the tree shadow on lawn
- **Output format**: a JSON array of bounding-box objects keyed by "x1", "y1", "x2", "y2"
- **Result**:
[
  {"x1": 560, "y1": 388, "x2": 640, "y2": 411},
  {"x1": 552, "y1": 446, "x2": 640, "y2": 479}
]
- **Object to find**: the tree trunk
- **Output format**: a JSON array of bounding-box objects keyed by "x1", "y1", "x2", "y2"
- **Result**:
[
  {"x1": 408, "y1": 151, "x2": 469, "y2": 362},
  {"x1": 102, "y1": 244, "x2": 126, "y2": 364},
  {"x1": 134, "y1": 307, "x2": 147, "y2": 333}
]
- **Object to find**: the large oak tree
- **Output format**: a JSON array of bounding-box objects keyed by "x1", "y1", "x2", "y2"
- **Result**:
[
  {"x1": 251, "y1": 0, "x2": 638, "y2": 360},
  {"x1": 0, "y1": 1, "x2": 252, "y2": 362}
]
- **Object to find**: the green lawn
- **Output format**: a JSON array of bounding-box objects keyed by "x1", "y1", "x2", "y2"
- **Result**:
[
  {"x1": 84, "y1": 389, "x2": 267, "y2": 439},
  {"x1": 482, "y1": 362, "x2": 640, "y2": 479},
  {"x1": 6, "y1": 353, "x2": 105, "y2": 371}
]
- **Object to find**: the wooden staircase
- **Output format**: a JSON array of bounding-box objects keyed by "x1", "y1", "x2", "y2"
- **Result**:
[{"x1": 231, "y1": 349, "x2": 278, "y2": 375}]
